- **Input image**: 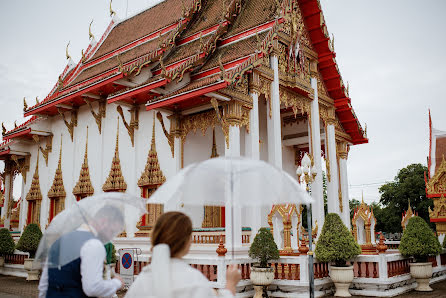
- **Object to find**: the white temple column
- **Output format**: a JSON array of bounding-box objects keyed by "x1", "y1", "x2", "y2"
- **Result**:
[
  {"x1": 19, "y1": 177, "x2": 26, "y2": 231},
  {"x1": 224, "y1": 102, "x2": 242, "y2": 250},
  {"x1": 326, "y1": 122, "x2": 339, "y2": 214},
  {"x1": 309, "y1": 77, "x2": 324, "y2": 236},
  {"x1": 245, "y1": 90, "x2": 261, "y2": 238},
  {"x1": 267, "y1": 55, "x2": 282, "y2": 169},
  {"x1": 338, "y1": 142, "x2": 351, "y2": 229},
  {"x1": 1, "y1": 172, "x2": 13, "y2": 229}
]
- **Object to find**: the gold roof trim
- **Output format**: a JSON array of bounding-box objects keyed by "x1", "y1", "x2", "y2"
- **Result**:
[
  {"x1": 48, "y1": 137, "x2": 66, "y2": 198},
  {"x1": 138, "y1": 113, "x2": 166, "y2": 187},
  {"x1": 103, "y1": 120, "x2": 127, "y2": 192},
  {"x1": 73, "y1": 127, "x2": 95, "y2": 196}
]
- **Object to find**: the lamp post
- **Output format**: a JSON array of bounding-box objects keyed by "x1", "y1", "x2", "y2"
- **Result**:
[{"x1": 296, "y1": 153, "x2": 317, "y2": 298}]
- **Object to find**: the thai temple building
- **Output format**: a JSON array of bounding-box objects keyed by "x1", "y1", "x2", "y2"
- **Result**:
[
  {"x1": 0, "y1": 0, "x2": 367, "y2": 241},
  {"x1": 4, "y1": 0, "x2": 444, "y2": 296},
  {"x1": 427, "y1": 111, "x2": 446, "y2": 243}
]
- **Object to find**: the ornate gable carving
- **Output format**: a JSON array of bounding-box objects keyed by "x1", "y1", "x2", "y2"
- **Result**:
[
  {"x1": 138, "y1": 116, "x2": 166, "y2": 187},
  {"x1": 426, "y1": 156, "x2": 446, "y2": 195},
  {"x1": 103, "y1": 121, "x2": 127, "y2": 192},
  {"x1": 73, "y1": 128, "x2": 94, "y2": 197}
]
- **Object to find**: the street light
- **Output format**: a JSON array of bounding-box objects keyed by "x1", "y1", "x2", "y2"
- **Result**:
[{"x1": 296, "y1": 152, "x2": 316, "y2": 298}]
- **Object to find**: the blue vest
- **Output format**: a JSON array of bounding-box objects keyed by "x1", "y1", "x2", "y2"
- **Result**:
[{"x1": 47, "y1": 230, "x2": 96, "y2": 298}]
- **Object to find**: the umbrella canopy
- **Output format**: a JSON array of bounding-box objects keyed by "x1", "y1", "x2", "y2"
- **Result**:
[
  {"x1": 35, "y1": 192, "x2": 146, "y2": 268},
  {"x1": 150, "y1": 157, "x2": 312, "y2": 208}
]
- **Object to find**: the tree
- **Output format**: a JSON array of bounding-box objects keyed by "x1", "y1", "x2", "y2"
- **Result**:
[
  {"x1": 349, "y1": 198, "x2": 360, "y2": 221},
  {"x1": 16, "y1": 224, "x2": 42, "y2": 258},
  {"x1": 249, "y1": 228, "x2": 280, "y2": 268},
  {"x1": 315, "y1": 213, "x2": 361, "y2": 267},
  {"x1": 379, "y1": 164, "x2": 433, "y2": 232}
]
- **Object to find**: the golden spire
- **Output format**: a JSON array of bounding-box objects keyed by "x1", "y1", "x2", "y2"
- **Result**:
[
  {"x1": 26, "y1": 154, "x2": 43, "y2": 201},
  {"x1": 210, "y1": 128, "x2": 219, "y2": 158},
  {"x1": 138, "y1": 113, "x2": 166, "y2": 187},
  {"x1": 109, "y1": 0, "x2": 116, "y2": 17},
  {"x1": 66, "y1": 41, "x2": 71, "y2": 60},
  {"x1": 73, "y1": 127, "x2": 94, "y2": 197},
  {"x1": 48, "y1": 137, "x2": 66, "y2": 198},
  {"x1": 103, "y1": 119, "x2": 127, "y2": 192},
  {"x1": 89, "y1": 19, "x2": 95, "y2": 40}
]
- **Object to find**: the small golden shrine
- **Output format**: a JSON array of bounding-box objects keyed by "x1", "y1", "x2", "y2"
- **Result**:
[
  {"x1": 25, "y1": 156, "x2": 42, "y2": 225},
  {"x1": 401, "y1": 202, "x2": 417, "y2": 231},
  {"x1": 47, "y1": 139, "x2": 66, "y2": 222},
  {"x1": 10, "y1": 198, "x2": 20, "y2": 230},
  {"x1": 102, "y1": 121, "x2": 127, "y2": 192},
  {"x1": 73, "y1": 128, "x2": 94, "y2": 200},
  {"x1": 135, "y1": 116, "x2": 166, "y2": 237},
  {"x1": 268, "y1": 204, "x2": 302, "y2": 256},
  {"x1": 352, "y1": 198, "x2": 377, "y2": 254},
  {"x1": 426, "y1": 156, "x2": 446, "y2": 234}
]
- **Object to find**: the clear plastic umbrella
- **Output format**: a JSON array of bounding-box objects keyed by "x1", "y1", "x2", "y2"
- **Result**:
[
  {"x1": 35, "y1": 192, "x2": 146, "y2": 268},
  {"x1": 149, "y1": 157, "x2": 312, "y2": 255}
]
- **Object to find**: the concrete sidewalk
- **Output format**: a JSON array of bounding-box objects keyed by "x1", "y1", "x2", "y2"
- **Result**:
[{"x1": 1, "y1": 274, "x2": 445, "y2": 297}]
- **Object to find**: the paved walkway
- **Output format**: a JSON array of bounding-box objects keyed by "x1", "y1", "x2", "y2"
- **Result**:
[{"x1": 1, "y1": 274, "x2": 445, "y2": 297}]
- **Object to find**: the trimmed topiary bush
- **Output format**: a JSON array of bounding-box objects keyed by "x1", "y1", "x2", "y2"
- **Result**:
[
  {"x1": 315, "y1": 213, "x2": 361, "y2": 267},
  {"x1": 0, "y1": 228, "x2": 15, "y2": 256},
  {"x1": 16, "y1": 224, "x2": 42, "y2": 258},
  {"x1": 399, "y1": 216, "x2": 441, "y2": 262},
  {"x1": 443, "y1": 237, "x2": 446, "y2": 249},
  {"x1": 249, "y1": 227, "x2": 280, "y2": 268}
]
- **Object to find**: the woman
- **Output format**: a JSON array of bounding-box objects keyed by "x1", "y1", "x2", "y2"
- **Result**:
[{"x1": 125, "y1": 212, "x2": 241, "y2": 298}]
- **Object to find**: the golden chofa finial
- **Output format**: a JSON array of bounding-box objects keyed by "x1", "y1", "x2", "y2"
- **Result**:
[
  {"x1": 14, "y1": 121, "x2": 17, "y2": 128},
  {"x1": 109, "y1": 0, "x2": 116, "y2": 17},
  {"x1": 36, "y1": 96, "x2": 40, "y2": 105},
  {"x1": 81, "y1": 49, "x2": 86, "y2": 63},
  {"x1": 23, "y1": 97, "x2": 28, "y2": 111},
  {"x1": 89, "y1": 20, "x2": 95, "y2": 40},
  {"x1": 1, "y1": 123, "x2": 6, "y2": 134},
  {"x1": 66, "y1": 41, "x2": 71, "y2": 60}
]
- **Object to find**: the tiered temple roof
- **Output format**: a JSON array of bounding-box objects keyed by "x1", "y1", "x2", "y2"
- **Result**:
[{"x1": 13, "y1": 0, "x2": 366, "y2": 145}]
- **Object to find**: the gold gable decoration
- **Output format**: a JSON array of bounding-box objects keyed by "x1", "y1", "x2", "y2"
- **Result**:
[
  {"x1": 103, "y1": 121, "x2": 127, "y2": 192},
  {"x1": 426, "y1": 155, "x2": 446, "y2": 195},
  {"x1": 426, "y1": 156, "x2": 446, "y2": 234},
  {"x1": 138, "y1": 115, "x2": 166, "y2": 187},
  {"x1": 48, "y1": 138, "x2": 66, "y2": 199},
  {"x1": 26, "y1": 155, "x2": 42, "y2": 201},
  {"x1": 267, "y1": 204, "x2": 302, "y2": 256},
  {"x1": 73, "y1": 128, "x2": 94, "y2": 198}
]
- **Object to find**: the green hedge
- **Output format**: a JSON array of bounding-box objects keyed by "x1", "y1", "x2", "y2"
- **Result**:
[
  {"x1": 399, "y1": 216, "x2": 441, "y2": 262},
  {"x1": 0, "y1": 228, "x2": 15, "y2": 256},
  {"x1": 16, "y1": 224, "x2": 42, "y2": 258},
  {"x1": 249, "y1": 227, "x2": 280, "y2": 268},
  {"x1": 315, "y1": 213, "x2": 361, "y2": 267}
]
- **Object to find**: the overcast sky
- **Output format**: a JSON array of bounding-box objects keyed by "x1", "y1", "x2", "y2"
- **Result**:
[{"x1": 1, "y1": 0, "x2": 446, "y2": 204}]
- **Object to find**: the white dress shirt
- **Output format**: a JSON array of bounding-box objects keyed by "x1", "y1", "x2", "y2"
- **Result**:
[
  {"x1": 125, "y1": 258, "x2": 233, "y2": 298},
  {"x1": 38, "y1": 237, "x2": 121, "y2": 298}
]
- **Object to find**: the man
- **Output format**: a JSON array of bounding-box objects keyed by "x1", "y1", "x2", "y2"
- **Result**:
[{"x1": 39, "y1": 206, "x2": 124, "y2": 297}]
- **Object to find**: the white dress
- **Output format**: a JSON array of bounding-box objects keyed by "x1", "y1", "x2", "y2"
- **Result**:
[{"x1": 125, "y1": 258, "x2": 233, "y2": 298}]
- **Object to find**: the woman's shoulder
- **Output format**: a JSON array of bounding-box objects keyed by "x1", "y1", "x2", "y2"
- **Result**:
[{"x1": 171, "y1": 259, "x2": 209, "y2": 282}]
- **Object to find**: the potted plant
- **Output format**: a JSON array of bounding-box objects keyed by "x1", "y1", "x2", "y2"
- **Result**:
[
  {"x1": 249, "y1": 227, "x2": 280, "y2": 297},
  {"x1": 315, "y1": 213, "x2": 361, "y2": 297},
  {"x1": 0, "y1": 228, "x2": 15, "y2": 266},
  {"x1": 399, "y1": 216, "x2": 441, "y2": 291},
  {"x1": 16, "y1": 224, "x2": 42, "y2": 281}
]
